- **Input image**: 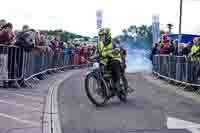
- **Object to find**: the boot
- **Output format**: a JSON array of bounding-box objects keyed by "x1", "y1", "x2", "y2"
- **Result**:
[{"x1": 114, "y1": 81, "x2": 121, "y2": 94}]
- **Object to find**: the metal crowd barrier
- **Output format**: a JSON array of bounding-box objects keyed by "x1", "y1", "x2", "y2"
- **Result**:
[
  {"x1": 153, "y1": 55, "x2": 200, "y2": 87},
  {"x1": 0, "y1": 44, "x2": 90, "y2": 84},
  {"x1": 0, "y1": 44, "x2": 24, "y2": 81}
]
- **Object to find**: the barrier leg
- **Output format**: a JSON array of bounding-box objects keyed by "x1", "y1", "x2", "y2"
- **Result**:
[
  {"x1": 16, "y1": 48, "x2": 27, "y2": 88},
  {"x1": 8, "y1": 47, "x2": 21, "y2": 88}
]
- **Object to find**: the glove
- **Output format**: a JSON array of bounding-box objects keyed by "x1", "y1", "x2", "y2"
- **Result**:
[
  {"x1": 112, "y1": 48, "x2": 120, "y2": 55},
  {"x1": 114, "y1": 48, "x2": 120, "y2": 52}
]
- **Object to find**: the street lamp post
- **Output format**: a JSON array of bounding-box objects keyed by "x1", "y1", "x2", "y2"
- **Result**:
[
  {"x1": 96, "y1": 9, "x2": 103, "y2": 54},
  {"x1": 178, "y1": 0, "x2": 183, "y2": 43}
]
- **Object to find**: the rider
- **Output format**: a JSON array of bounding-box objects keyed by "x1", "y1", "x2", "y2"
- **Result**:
[{"x1": 97, "y1": 28, "x2": 125, "y2": 93}]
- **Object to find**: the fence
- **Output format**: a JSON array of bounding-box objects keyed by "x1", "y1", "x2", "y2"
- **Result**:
[
  {"x1": 152, "y1": 55, "x2": 200, "y2": 87},
  {"x1": 0, "y1": 44, "x2": 89, "y2": 84}
]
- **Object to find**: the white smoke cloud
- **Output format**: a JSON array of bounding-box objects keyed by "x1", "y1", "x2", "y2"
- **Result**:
[
  {"x1": 122, "y1": 42, "x2": 153, "y2": 73},
  {"x1": 125, "y1": 49, "x2": 152, "y2": 73}
]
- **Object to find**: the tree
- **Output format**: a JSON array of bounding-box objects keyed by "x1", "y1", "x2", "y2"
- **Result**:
[
  {"x1": 160, "y1": 30, "x2": 166, "y2": 36},
  {"x1": 44, "y1": 30, "x2": 90, "y2": 42},
  {"x1": 122, "y1": 29, "x2": 128, "y2": 36},
  {"x1": 120, "y1": 25, "x2": 153, "y2": 49}
]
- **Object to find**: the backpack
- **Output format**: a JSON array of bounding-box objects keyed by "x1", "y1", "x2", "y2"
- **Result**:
[{"x1": 15, "y1": 31, "x2": 35, "y2": 52}]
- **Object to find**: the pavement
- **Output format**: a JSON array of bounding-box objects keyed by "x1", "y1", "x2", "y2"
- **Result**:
[
  {"x1": 0, "y1": 70, "x2": 76, "y2": 133},
  {"x1": 58, "y1": 70, "x2": 200, "y2": 133}
]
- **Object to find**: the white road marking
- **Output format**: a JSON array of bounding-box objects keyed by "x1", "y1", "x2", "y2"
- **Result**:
[
  {"x1": 14, "y1": 93, "x2": 43, "y2": 101},
  {"x1": 0, "y1": 113, "x2": 40, "y2": 126},
  {"x1": 0, "y1": 99, "x2": 40, "y2": 111},
  {"x1": 167, "y1": 117, "x2": 200, "y2": 133},
  {"x1": 0, "y1": 90, "x2": 45, "y2": 102}
]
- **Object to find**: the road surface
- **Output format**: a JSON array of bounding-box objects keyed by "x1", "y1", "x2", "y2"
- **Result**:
[{"x1": 58, "y1": 70, "x2": 200, "y2": 133}]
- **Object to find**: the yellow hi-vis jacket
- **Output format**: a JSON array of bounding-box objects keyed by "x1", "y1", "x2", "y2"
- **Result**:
[
  {"x1": 190, "y1": 44, "x2": 200, "y2": 62},
  {"x1": 97, "y1": 41, "x2": 122, "y2": 65}
]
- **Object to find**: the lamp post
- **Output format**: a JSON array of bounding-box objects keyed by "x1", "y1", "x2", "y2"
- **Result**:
[
  {"x1": 178, "y1": 0, "x2": 183, "y2": 43},
  {"x1": 177, "y1": 0, "x2": 183, "y2": 54},
  {"x1": 96, "y1": 9, "x2": 103, "y2": 54}
]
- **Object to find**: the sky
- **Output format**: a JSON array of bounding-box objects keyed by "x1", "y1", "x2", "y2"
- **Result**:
[{"x1": 0, "y1": 0, "x2": 200, "y2": 37}]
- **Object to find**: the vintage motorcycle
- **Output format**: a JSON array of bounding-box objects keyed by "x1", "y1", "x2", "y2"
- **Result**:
[{"x1": 84, "y1": 51, "x2": 134, "y2": 107}]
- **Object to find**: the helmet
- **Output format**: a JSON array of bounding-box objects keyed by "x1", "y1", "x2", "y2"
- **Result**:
[
  {"x1": 98, "y1": 28, "x2": 111, "y2": 38},
  {"x1": 98, "y1": 28, "x2": 112, "y2": 45}
]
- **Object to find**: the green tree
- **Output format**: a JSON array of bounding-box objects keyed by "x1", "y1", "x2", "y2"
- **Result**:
[
  {"x1": 44, "y1": 29, "x2": 90, "y2": 42},
  {"x1": 160, "y1": 30, "x2": 165, "y2": 36},
  {"x1": 120, "y1": 25, "x2": 153, "y2": 49}
]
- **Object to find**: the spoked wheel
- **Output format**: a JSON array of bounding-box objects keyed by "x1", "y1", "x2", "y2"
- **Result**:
[{"x1": 85, "y1": 73, "x2": 108, "y2": 107}]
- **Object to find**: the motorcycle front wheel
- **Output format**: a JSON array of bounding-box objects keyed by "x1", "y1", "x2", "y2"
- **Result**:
[{"x1": 85, "y1": 72, "x2": 108, "y2": 107}]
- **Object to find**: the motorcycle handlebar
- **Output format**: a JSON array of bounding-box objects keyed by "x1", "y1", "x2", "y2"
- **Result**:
[{"x1": 89, "y1": 49, "x2": 121, "y2": 62}]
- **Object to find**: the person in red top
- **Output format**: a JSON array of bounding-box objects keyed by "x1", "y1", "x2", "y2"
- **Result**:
[
  {"x1": 159, "y1": 35, "x2": 171, "y2": 55},
  {"x1": 0, "y1": 23, "x2": 22, "y2": 88},
  {"x1": 50, "y1": 35, "x2": 61, "y2": 53},
  {"x1": 80, "y1": 43, "x2": 89, "y2": 64},
  {"x1": 0, "y1": 23, "x2": 14, "y2": 44}
]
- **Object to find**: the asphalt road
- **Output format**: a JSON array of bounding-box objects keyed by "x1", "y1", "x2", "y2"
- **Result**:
[{"x1": 58, "y1": 70, "x2": 200, "y2": 133}]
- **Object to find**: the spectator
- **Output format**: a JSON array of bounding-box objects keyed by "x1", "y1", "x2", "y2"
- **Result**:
[
  {"x1": 169, "y1": 40, "x2": 175, "y2": 55},
  {"x1": 171, "y1": 40, "x2": 178, "y2": 55},
  {"x1": 159, "y1": 35, "x2": 170, "y2": 55},
  {"x1": 59, "y1": 41, "x2": 65, "y2": 52},
  {"x1": 50, "y1": 34, "x2": 62, "y2": 69},
  {"x1": 45, "y1": 35, "x2": 53, "y2": 53},
  {"x1": 182, "y1": 43, "x2": 191, "y2": 56},
  {"x1": 188, "y1": 37, "x2": 200, "y2": 89},
  {"x1": 150, "y1": 43, "x2": 159, "y2": 61},
  {"x1": 14, "y1": 26, "x2": 36, "y2": 87},
  {"x1": 62, "y1": 42, "x2": 71, "y2": 66},
  {"x1": 0, "y1": 22, "x2": 22, "y2": 88},
  {"x1": 0, "y1": 23, "x2": 15, "y2": 44},
  {"x1": 41, "y1": 33, "x2": 53, "y2": 53},
  {"x1": 0, "y1": 19, "x2": 6, "y2": 29},
  {"x1": 80, "y1": 43, "x2": 88, "y2": 64},
  {"x1": 34, "y1": 31, "x2": 47, "y2": 80},
  {"x1": 0, "y1": 21, "x2": 9, "y2": 86},
  {"x1": 88, "y1": 45, "x2": 94, "y2": 56},
  {"x1": 22, "y1": 25, "x2": 30, "y2": 32},
  {"x1": 177, "y1": 43, "x2": 185, "y2": 56},
  {"x1": 35, "y1": 31, "x2": 49, "y2": 52},
  {"x1": 50, "y1": 35, "x2": 62, "y2": 53},
  {"x1": 92, "y1": 45, "x2": 96, "y2": 55},
  {"x1": 68, "y1": 43, "x2": 74, "y2": 65}
]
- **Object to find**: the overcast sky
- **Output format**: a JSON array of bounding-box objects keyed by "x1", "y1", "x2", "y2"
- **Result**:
[{"x1": 0, "y1": 0, "x2": 200, "y2": 37}]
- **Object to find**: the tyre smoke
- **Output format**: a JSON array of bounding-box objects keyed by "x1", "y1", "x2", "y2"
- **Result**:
[{"x1": 121, "y1": 42, "x2": 153, "y2": 73}]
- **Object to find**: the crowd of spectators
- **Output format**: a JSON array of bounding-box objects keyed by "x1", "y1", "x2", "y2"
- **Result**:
[
  {"x1": 0, "y1": 19, "x2": 96, "y2": 88},
  {"x1": 151, "y1": 34, "x2": 200, "y2": 88},
  {"x1": 150, "y1": 34, "x2": 200, "y2": 60}
]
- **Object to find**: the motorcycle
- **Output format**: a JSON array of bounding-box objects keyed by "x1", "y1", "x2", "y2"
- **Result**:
[{"x1": 84, "y1": 51, "x2": 134, "y2": 107}]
